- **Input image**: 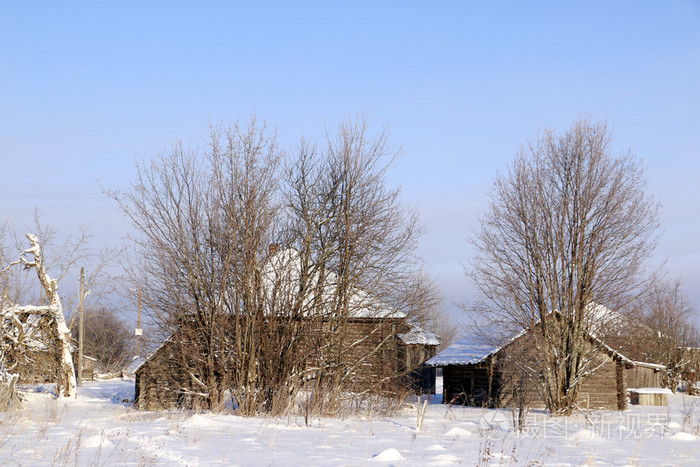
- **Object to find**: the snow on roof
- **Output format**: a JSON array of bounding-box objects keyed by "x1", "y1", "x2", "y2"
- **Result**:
[
  {"x1": 631, "y1": 360, "x2": 666, "y2": 371},
  {"x1": 2, "y1": 304, "x2": 57, "y2": 352},
  {"x1": 398, "y1": 325, "x2": 439, "y2": 346},
  {"x1": 424, "y1": 335, "x2": 498, "y2": 367},
  {"x1": 425, "y1": 313, "x2": 666, "y2": 369},
  {"x1": 126, "y1": 356, "x2": 147, "y2": 374},
  {"x1": 628, "y1": 387, "x2": 673, "y2": 394},
  {"x1": 262, "y1": 248, "x2": 405, "y2": 319}
]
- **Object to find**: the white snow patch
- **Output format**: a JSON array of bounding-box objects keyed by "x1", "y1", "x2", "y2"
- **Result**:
[
  {"x1": 431, "y1": 453, "x2": 461, "y2": 464},
  {"x1": 445, "y1": 427, "x2": 473, "y2": 437},
  {"x1": 426, "y1": 444, "x2": 447, "y2": 451},
  {"x1": 397, "y1": 325, "x2": 440, "y2": 346},
  {"x1": 3, "y1": 378, "x2": 700, "y2": 466},
  {"x1": 83, "y1": 434, "x2": 114, "y2": 448},
  {"x1": 186, "y1": 414, "x2": 213, "y2": 427},
  {"x1": 628, "y1": 388, "x2": 673, "y2": 394},
  {"x1": 373, "y1": 448, "x2": 403, "y2": 461},
  {"x1": 478, "y1": 411, "x2": 511, "y2": 432},
  {"x1": 670, "y1": 431, "x2": 698, "y2": 441}
]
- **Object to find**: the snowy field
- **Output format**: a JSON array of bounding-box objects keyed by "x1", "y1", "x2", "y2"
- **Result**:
[{"x1": 2, "y1": 379, "x2": 700, "y2": 466}]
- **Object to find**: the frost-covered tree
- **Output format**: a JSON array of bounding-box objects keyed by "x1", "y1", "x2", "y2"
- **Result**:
[{"x1": 2, "y1": 234, "x2": 76, "y2": 397}]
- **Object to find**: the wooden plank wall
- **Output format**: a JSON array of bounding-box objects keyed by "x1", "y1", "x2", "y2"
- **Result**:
[
  {"x1": 403, "y1": 344, "x2": 437, "y2": 394},
  {"x1": 625, "y1": 366, "x2": 661, "y2": 388},
  {"x1": 576, "y1": 355, "x2": 620, "y2": 410},
  {"x1": 444, "y1": 345, "x2": 626, "y2": 411},
  {"x1": 135, "y1": 318, "x2": 434, "y2": 409}
]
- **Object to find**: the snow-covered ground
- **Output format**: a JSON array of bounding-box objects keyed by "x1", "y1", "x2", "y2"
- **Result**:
[{"x1": 2, "y1": 378, "x2": 700, "y2": 466}]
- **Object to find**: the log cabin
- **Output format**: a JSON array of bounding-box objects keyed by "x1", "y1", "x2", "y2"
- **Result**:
[
  {"x1": 426, "y1": 331, "x2": 664, "y2": 411},
  {"x1": 134, "y1": 247, "x2": 440, "y2": 410}
]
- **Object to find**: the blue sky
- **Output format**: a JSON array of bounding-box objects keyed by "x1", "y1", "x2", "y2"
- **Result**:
[{"x1": 1, "y1": 1, "x2": 699, "y2": 321}]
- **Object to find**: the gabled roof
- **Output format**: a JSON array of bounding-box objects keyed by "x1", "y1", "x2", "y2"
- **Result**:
[
  {"x1": 398, "y1": 324, "x2": 439, "y2": 346},
  {"x1": 127, "y1": 356, "x2": 147, "y2": 374},
  {"x1": 426, "y1": 307, "x2": 664, "y2": 370},
  {"x1": 262, "y1": 248, "x2": 406, "y2": 319},
  {"x1": 424, "y1": 335, "x2": 498, "y2": 367}
]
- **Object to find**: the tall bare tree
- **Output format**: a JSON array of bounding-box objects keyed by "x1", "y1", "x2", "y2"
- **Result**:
[
  {"x1": 1, "y1": 216, "x2": 115, "y2": 398},
  {"x1": 113, "y1": 119, "x2": 283, "y2": 412},
  {"x1": 469, "y1": 118, "x2": 659, "y2": 413},
  {"x1": 402, "y1": 269, "x2": 458, "y2": 350},
  {"x1": 118, "y1": 117, "x2": 435, "y2": 415},
  {"x1": 281, "y1": 117, "x2": 425, "y2": 412}
]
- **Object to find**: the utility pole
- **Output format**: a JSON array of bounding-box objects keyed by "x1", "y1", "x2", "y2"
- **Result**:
[
  {"x1": 135, "y1": 289, "x2": 142, "y2": 356},
  {"x1": 77, "y1": 267, "x2": 85, "y2": 387}
]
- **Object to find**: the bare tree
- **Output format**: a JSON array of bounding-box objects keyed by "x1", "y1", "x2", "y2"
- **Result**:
[
  {"x1": 113, "y1": 119, "x2": 284, "y2": 412},
  {"x1": 1, "y1": 212, "x2": 119, "y2": 396},
  {"x1": 402, "y1": 269, "x2": 458, "y2": 350},
  {"x1": 8, "y1": 234, "x2": 77, "y2": 397},
  {"x1": 469, "y1": 118, "x2": 659, "y2": 413},
  {"x1": 0, "y1": 223, "x2": 21, "y2": 410},
  {"x1": 283, "y1": 116, "x2": 426, "y2": 413},
  {"x1": 69, "y1": 307, "x2": 135, "y2": 373},
  {"x1": 2, "y1": 212, "x2": 116, "y2": 315},
  {"x1": 118, "y1": 116, "x2": 437, "y2": 415},
  {"x1": 638, "y1": 278, "x2": 698, "y2": 391}
]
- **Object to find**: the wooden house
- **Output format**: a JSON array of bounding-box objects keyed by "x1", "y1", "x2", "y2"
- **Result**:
[
  {"x1": 134, "y1": 247, "x2": 440, "y2": 410},
  {"x1": 135, "y1": 320, "x2": 439, "y2": 410},
  {"x1": 397, "y1": 325, "x2": 439, "y2": 394},
  {"x1": 134, "y1": 337, "x2": 207, "y2": 410},
  {"x1": 426, "y1": 331, "x2": 664, "y2": 411}
]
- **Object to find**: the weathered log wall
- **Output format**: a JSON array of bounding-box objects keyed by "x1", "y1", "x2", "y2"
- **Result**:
[
  {"x1": 135, "y1": 340, "x2": 208, "y2": 411},
  {"x1": 135, "y1": 318, "x2": 437, "y2": 410},
  {"x1": 443, "y1": 347, "x2": 625, "y2": 410},
  {"x1": 401, "y1": 344, "x2": 437, "y2": 394},
  {"x1": 576, "y1": 354, "x2": 621, "y2": 410}
]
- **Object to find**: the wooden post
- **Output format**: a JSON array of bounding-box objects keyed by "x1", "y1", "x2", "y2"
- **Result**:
[
  {"x1": 136, "y1": 289, "x2": 142, "y2": 356},
  {"x1": 616, "y1": 360, "x2": 627, "y2": 411},
  {"x1": 77, "y1": 267, "x2": 85, "y2": 387}
]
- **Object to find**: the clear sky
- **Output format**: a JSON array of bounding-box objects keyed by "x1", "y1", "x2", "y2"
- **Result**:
[{"x1": 1, "y1": 1, "x2": 699, "y2": 321}]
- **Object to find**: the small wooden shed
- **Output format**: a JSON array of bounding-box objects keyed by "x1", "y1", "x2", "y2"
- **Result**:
[
  {"x1": 77, "y1": 355, "x2": 97, "y2": 381},
  {"x1": 397, "y1": 325, "x2": 439, "y2": 394},
  {"x1": 426, "y1": 332, "x2": 665, "y2": 411},
  {"x1": 134, "y1": 337, "x2": 209, "y2": 410}
]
